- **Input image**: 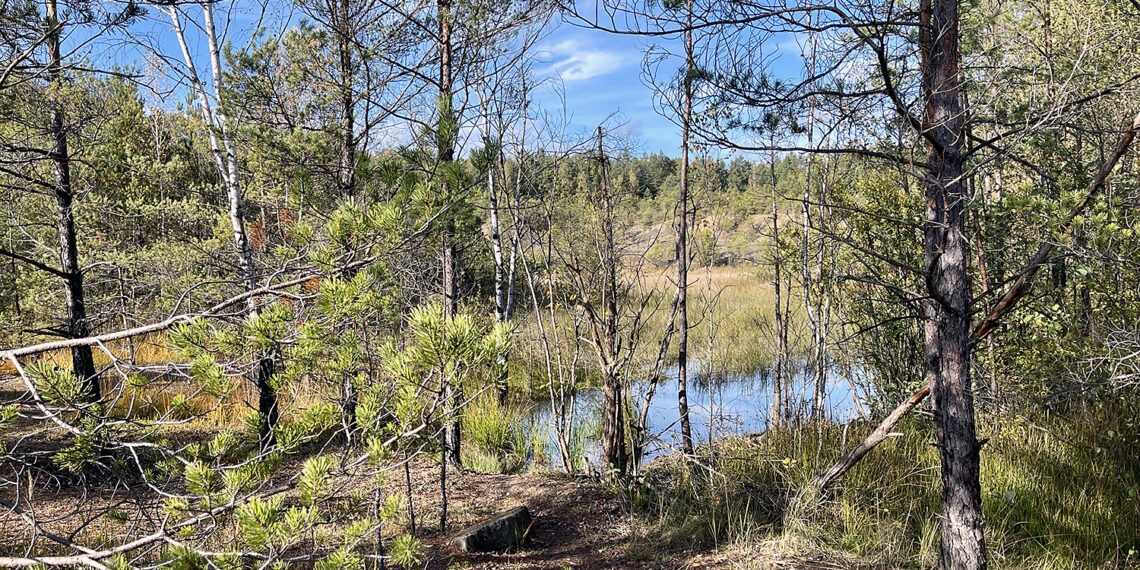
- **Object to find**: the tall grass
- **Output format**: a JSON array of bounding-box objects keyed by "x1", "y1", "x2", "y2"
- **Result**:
[
  {"x1": 629, "y1": 405, "x2": 1140, "y2": 568},
  {"x1": 461, "y1": 396, "x2": 537, "y2": 474}
]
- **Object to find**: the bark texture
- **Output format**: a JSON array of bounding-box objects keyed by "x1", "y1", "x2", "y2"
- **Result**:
[{"x1": 920, "y1": 0, "x2": 987, "y2": 565}]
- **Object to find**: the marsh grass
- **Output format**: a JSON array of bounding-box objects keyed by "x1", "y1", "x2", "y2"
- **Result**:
[
  {"x1": 629, "y1": 405, "x2": 1140, "y2": 568},
  {"x1": 635, "y1": 265, "x2": 800, "y2": 377},
  {"x1": 665, "y1": 265, "x2": 802, "y2": 376},
  {"x1": 461, "y1": 396, "x2": 536, "y2": 473},
  {"x1": 508, "y1": 265, "x2": 810, "y2": 395}
]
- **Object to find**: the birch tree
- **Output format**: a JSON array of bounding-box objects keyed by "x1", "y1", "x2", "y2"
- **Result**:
[{"x1": 161, "y1": 1, "x2": 278, "y2": 449}]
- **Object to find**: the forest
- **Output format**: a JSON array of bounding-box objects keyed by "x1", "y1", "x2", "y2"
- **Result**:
[{"x1": 1, "y1": 0, "x2": 1138, "y2": 568}]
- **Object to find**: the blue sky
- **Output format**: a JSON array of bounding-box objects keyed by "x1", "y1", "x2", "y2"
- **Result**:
[
  {"x1": 68, "y1": 2, "x2": 809, "y2": 158},
  {"x1": 530, "y1": 20, "x2": 811, "y2": 157},
  {"x1": 534, "y1": 24, "x2": 682, "y2": 154}
]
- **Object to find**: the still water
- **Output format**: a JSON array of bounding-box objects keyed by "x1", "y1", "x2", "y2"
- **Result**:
[{"x1": 524, "y1": 362, "x2": 870, "y2": 469}]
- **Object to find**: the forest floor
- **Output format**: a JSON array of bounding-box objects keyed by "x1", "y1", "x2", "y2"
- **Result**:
[
  {"x1": 0, "y1": 451, "x2": 839, "y2": 570},
  {"x1": 0, "y1": 359, "x2": 875, "y2": 570},
  {"x1": 0, "y1": 402, "x2": 848, "y2": 570},
  {"x1": 402, "y1": 462, "x2": 857, "y2": 569}
]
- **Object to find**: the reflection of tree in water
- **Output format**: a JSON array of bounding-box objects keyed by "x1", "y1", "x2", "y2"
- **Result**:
[{"x1": 527, "y1": 359, "x2": 870, "y2": 469}]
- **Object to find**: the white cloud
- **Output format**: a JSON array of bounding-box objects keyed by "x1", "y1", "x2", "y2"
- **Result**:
[{"x1": 544, "y1": 38, "x2": 633, "y2": 82}]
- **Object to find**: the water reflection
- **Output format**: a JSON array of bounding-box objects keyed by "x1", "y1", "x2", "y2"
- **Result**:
[{"x1": 523, "y1": 362, "x2": 870, "y2": 470}]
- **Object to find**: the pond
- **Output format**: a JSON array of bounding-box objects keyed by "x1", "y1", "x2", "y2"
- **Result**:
[{"x1": 523, "y1": 361, "x2": 871, "y2": 470}]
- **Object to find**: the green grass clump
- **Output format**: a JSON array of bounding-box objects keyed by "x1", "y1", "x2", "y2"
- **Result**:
[
  {"x1": 461, "y1": 396, "x2": 535, "y2": 473},
  {"x1": 463, "y1": 448, "x2": 523, "y2": 474}
]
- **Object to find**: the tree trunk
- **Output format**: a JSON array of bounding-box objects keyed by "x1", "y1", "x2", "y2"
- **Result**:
[
  {"x1": 920, "y1": 0, "x2": 987, "y2": 564},
  {"x1": 439, "y1": 437, "x2": 449, "y2": 532},
  {"x1": 438, "y1": 0, "x2": 456, "y2": 318},
  {"x1": 372, "y1": 476, "x2": 386, "y2": 570},
  {"x1": 437, "y1": 0, "x2": 461, "y2": 467},
  {"x1": 675, "y1": 0, "x2": 694, "y2": 456},
  {"x1": 256, "y1": 353, "x2": 278, "y2": 450},
  {"x1": 486, "y1": 111, "x2": 511, "y2": 405},
  {"x1": 336, "y1": 0, "x2": 356, "y2": 198},
  {"x1": 200, "y1": 3, "x2": 257, "y2": 298},
  {"x1": 329, "y1": 10, "x2": 359, "y2": 445},
  {"x1": 342, "y1": 371, "x2": 357, "y2": 445},
  {"x1": 441, "y1": 230, "x2": 460, "y2": 465},
  {"x1": 202, "y1": 1, "x2": 280, "y2": 452},
  {"x1": 800, "y1": 17, "x2": 824, "y2": 423},
  {"x1": 404, "y1": 453, "x2": 417, "y2": 534},
  {"x1": 602, "y1": 369, "x2": 627, "y2": 477},
  {"x1": 596, "y1": 126, "x2": 627, "y2": 478},
  {"x1": 812, "y1": 152, "x2": 835, "y2": 422},
  {"x1": 811, "y1": 385, "x2": 931, "y2": 490},
  {"x1": 45, "y1": 0, "x2": 98, "y2": 402},
  {"x1": 770, "y1": 147, "x2": 785, "y2": 429}
]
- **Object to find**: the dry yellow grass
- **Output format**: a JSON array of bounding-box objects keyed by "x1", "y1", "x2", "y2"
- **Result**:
[
  {"x1": 0, "y1": 333, "x2": 178, "y2": 375},
  {"x1": 639, "y1": 263, "x2": 809, "y2": 377}
]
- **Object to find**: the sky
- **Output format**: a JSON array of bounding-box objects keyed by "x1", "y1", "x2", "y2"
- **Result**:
[
  {"x1": 530, "y1": 19, "x2": 811, "y2": 157},
  {"x1": 66, "y1": 2, "x2": 810, "y2": 158},
  {"x1": 533, "y1": 23, "x2": 683, "y2": 155}
]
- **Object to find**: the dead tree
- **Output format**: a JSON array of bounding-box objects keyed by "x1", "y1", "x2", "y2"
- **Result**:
[
  {"x1": 591, "y1": 126, "x2": 628, "y2": 477},
  {"x1": 46, "y1": 0, "x2": 97, "y2": 402},
  {"x1": 0, "y1": 0, "x2": 101, "y2": 402},
  {"x1": 674, "y1": 0, "x2": 696, "y2": 456},
  {"x1": 560, "y1": 126, "x2": 648, "y2": 478}
]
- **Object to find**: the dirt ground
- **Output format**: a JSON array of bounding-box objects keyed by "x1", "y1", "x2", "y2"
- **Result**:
[
  {"x1": 411, "y1": 467, "x2": 635, "y2": 569},
  {"x1": 383, "y1": 461, "x2": 861, "y2": 569}
]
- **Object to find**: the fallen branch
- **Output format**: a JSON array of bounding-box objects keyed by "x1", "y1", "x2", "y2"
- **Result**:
[
  {"x1": 0, "y1": 272, "x2": 319, "y2": 360},
  {"x1": 809, "y1": 384, "x2": 931, "y2": 490}
]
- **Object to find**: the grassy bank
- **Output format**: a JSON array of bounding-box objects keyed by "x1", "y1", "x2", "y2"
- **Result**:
[{"x1": 627, "y1": 404, "x2": 1140, "y2": 568}]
